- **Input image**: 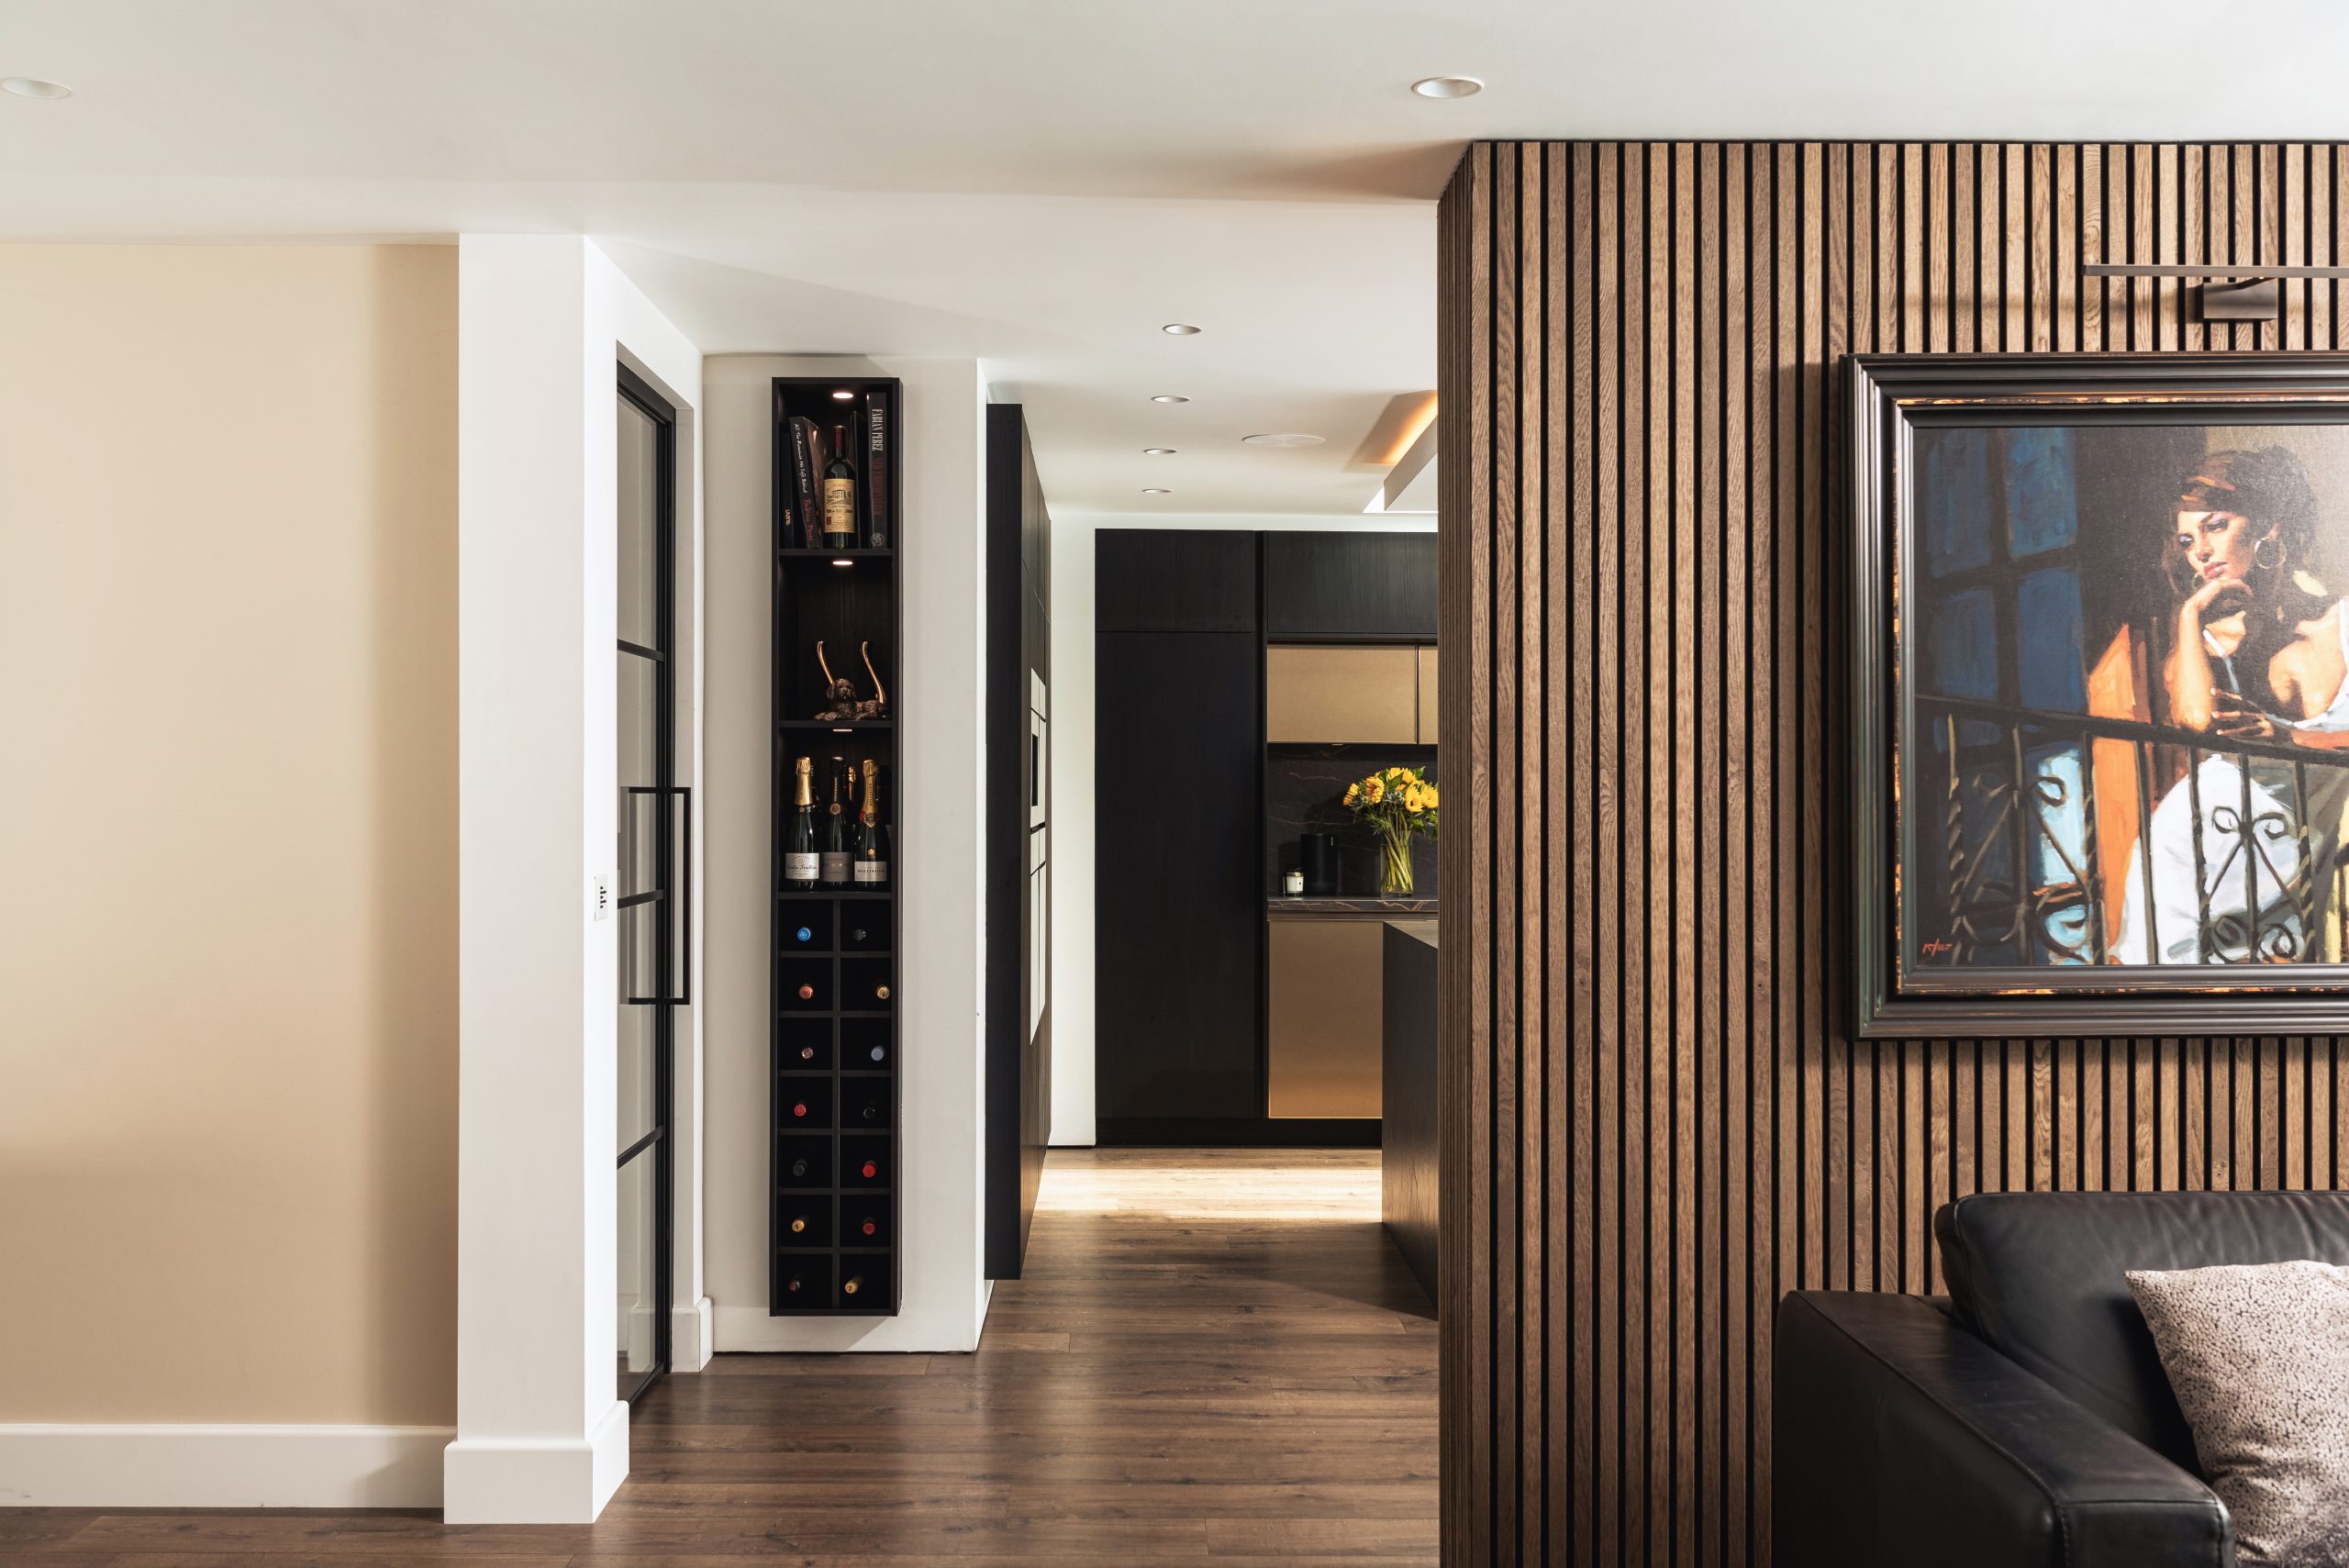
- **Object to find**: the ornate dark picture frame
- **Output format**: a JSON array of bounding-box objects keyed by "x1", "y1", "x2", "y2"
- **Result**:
[{"x1": 1851, "y1": 352, "x2": 2349, "y2": 1038}]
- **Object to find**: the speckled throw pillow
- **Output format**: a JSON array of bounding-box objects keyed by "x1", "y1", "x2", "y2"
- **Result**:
[{"x1": 2126, "y1": 1260, "x2": 2349, "y2": 1567}]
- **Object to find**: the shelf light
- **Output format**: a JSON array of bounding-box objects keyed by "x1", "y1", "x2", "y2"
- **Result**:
[
  {"x1": 1162, "y1": 323, "x2": 1201, "y2": 336},
  {"x1": 832, "y1": 727, "x2": 852, "y2": 734},
  {"x1": 1152, "y1": 394, "x2": 1190, "y2": 404},
  {"x1": 831, "y1": 557, "x2": 854, "y2": 568},
  {"x1": 830, "y1": 389, "x2": 855, "y2": 401},
  {"x1": 1143, "y1": 447, "x2": 1176, "y2": 455}
]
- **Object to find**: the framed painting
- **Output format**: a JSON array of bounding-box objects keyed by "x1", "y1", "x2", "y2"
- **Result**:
[{"x1": 1852, "y1": 353, "x2": 2349, "y2": 1037}]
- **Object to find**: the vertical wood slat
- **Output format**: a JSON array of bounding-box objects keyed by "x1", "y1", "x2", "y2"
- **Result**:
[{"x1": 1437, "y1": 141, "x2": 2347, "y2": 1567}]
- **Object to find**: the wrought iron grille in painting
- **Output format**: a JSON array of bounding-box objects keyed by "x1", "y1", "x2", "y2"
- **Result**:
[{"x1": 1850, "y1": 355, "x2": 2349, "y2": 1038}]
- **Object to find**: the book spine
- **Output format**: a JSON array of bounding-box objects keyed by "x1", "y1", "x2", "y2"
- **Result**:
[
  {"x1": 801, "y1": 420, "x2": 827, "y2": 550},
  {"x1": 787, "y1": 416, "x2": 818, "y2": 549},
  {"x1": 864, "y1": 390, "x2": 890, "y2": 548}
]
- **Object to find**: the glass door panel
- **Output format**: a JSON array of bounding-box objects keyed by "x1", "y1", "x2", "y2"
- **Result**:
[{"x1": 616, "y1": 368, "x2": 676, "y2": 1404}]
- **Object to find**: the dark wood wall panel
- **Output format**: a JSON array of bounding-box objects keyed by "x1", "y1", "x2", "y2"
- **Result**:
[{"x1": 1437, "y1": 140, "x2": 2349, "y2": 1567}]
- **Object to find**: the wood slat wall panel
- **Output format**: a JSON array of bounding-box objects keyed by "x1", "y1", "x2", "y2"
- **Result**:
[{"x1": 1436, "y1": 139, "x2": 2349, "y2": 1568}]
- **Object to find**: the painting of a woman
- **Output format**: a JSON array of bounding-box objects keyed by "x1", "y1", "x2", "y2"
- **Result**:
[{"x1": 2112, "y1": 448, "x2": 2349, "y2": 962}]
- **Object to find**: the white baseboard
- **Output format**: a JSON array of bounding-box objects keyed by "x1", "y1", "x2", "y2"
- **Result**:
[
  {"x1": 0, "y1": 1423, "x2": 452, "y2": 1507},
  {"x1": 673, "y1": 1295, "x2": 715, "y2": 1371},
  {"x1": 713, "y1": 1300, "x2": 981, "y2": 1353},
  {"x1": 440, "y1": 1398, "x2": 629, "y2": 1524}
]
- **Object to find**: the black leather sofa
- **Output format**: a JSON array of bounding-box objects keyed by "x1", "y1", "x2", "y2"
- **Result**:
[{"x1": 1776, "y1": 1190, "x2": 2349, "y2": 1568}]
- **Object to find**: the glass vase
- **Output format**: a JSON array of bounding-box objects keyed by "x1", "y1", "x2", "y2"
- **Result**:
[{"x1": 1378, "y1": 828, "x2": 1415, "y2": 897}]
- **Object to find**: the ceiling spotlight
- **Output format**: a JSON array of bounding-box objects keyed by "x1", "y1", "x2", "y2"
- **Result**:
[
  {"x1": 1162, "y1": 323, "x2": 1201, "y2": 336},
  {"x1": 1410, "y1": 75, "x2": 1484, "y2": 99},
  {"x1": 1143, "y1": 447, "x2": 1176, "y2": 456},
  {"x1": 829, "y1": 389, "x2": 855, "y2": 401},
  {"x1": 2, "y1": 77, "x2": 73, "y2": 99},
  {"x1": 1151, "y1": 394, "x2": 1190, "y2": 404},
  {"x1": 1141, "y1": 487, "x2": 1171, "y2": 495},
  {"x1": 1241, "y1": 432, "x2": 1327, "y2": 448}
]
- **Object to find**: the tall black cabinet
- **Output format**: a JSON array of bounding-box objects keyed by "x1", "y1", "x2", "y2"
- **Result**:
[{"x1": 1095, "y1": 532, "x2": 1263, "y2": 1133}]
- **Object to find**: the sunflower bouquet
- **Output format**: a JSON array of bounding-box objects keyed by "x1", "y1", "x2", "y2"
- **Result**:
[{"x1": 1341, "y1": 765, "x2": 1440, "y2": 896}]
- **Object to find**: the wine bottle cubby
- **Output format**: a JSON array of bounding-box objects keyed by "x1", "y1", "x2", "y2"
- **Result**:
[{"x1": 770, "y1": 374, "x2": 902, "y2": 1317}]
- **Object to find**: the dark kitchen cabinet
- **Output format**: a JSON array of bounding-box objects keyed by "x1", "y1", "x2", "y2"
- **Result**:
[
  {"x1": 1097, "y1": 529, "x2": 1258, "y2": 633},
  {"x1": 1263, "y1": 531, "x2": 1437, "y2": 639},
  {"x1": 1095, "y1": 629, "x2": 1262, "y2": 1122}
]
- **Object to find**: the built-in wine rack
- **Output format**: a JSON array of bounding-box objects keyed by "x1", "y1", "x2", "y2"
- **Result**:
[{"x1": 771, "y1": 374, "x2": 901, "y2": 1316}]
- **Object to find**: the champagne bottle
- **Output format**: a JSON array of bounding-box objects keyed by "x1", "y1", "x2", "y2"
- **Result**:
[
  {"x1": 822, "y1": 423, "x2": 857, "y2": 547},
  {"x1": 855, "y1": 759, "x2": 889, "y2": 886},
  {"x1": 785, "y1": 756, "x2": 818, "y2": 888},
  {"x1": 819, "y1": 757, "x2": 852, "y2": 885}
]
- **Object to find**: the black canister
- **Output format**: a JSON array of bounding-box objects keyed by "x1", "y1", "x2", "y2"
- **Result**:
[{"x1": 1299, "y1": 832, "x2": 1337, "y2": 895}]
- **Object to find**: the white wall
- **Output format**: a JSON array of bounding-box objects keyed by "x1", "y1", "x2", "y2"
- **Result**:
[
  {"x1": 443, "y1": 236, "x2": 702, "y2": 1526},
  {"x1": 0, "y1": 242, "x2": 456, "y2": 1509},
  {"x1": 1046, "y1": 511, "x2": 1437, "y2": 1147},
  {"x1": 705, "y1": 353, "x2": 992, "y2": 1351}
]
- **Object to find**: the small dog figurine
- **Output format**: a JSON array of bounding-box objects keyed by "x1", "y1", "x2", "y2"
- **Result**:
[{"x1": 813, "y1": 640, "x2": 889, "y2": 721}]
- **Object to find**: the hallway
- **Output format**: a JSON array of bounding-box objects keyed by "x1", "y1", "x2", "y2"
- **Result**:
[{"x1": 6, "y1": 1149, "x2": 1438, "y2": 1564}]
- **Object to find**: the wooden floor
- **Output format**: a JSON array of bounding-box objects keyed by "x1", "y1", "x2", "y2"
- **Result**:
[{"x1": 8, "y1": 1148, "x2": 1438, "y2": 1564}]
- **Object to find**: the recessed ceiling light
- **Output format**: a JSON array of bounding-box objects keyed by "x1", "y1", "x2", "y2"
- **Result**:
[
  {"x1": 829, "y1": 389, "x2": 855, "y2": 401},
  {"x1": 1241, "y1": 432, "x2": 1327, "y2": 448},
  {"x1": 2, "y1": 77, "x2": 73, "y2": 100},
  {"x1": 1151, "y1": 394, "x2": 1190, "y2": 404},
  {"x1": 1411, "y1": 75, "x2": 1483, "y2": 99},
  {"x1": 1143, "y1": 448, "x2": 1176, "y2": 456},
  {"x1": 1162, "y1": 323, "x2": 1201, "y2": 336},
  {"x1": 1141, "y1": 487, "x2": 1171, "y2": 495}
]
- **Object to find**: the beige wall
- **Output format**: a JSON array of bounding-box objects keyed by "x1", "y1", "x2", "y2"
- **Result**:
[{"x1": 0, "y1": 245, "x2": 458, "y2": 1424}]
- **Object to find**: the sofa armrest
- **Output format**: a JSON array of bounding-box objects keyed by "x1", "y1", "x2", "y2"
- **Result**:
[{"x1": 1775, "y1": 1291, "x2": 2230, "y2": 1568}]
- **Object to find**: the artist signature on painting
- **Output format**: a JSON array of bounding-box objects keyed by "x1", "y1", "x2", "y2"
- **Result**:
[{"x1": 1920, "y1": 939, "x2": 1956, "y2": 960}]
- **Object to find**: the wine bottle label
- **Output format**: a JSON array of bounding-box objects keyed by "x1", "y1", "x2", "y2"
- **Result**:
[
  {"x1": 854, "y1": 859, "x2": 889, "y2": 884},
  {"x1": 823, "y1": 479, "x2": 855, "y2": 538},
  {"x1": 785, "y1": 851, "x2": 820, "y2": 883},
  {"x1": 819, "y1": 851, "x2": 852, "y2": 884}
]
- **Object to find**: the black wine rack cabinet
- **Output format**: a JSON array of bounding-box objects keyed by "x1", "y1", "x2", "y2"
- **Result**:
[{"x1": 770, "y1": 374, "x2": 903, "y2": 1316}]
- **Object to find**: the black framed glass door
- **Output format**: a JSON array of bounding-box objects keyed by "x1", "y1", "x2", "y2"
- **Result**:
[{"x1": 617, "y1": 363, "x2": 681, "y2": 1403}]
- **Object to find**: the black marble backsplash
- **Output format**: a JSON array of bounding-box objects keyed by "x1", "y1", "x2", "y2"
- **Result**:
[{"x1": 1265, "y1": 742, "x2": 1439, "y2": 899}]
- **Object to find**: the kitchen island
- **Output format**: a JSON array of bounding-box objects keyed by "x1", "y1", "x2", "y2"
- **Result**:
[{"x1": 1381, "y1": 918, "x2": 1438, "y2": 1305}]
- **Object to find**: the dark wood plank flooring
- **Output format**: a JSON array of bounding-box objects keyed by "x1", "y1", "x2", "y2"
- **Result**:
[{"x1": 9, "y1": 1148, "x2": 1437, "y2": 1563}]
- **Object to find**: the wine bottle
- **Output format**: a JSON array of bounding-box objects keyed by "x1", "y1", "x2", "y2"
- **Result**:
[
  {"x1": 822, "y1": 423, "x2": 857, "y2": 547},
  {"x1": 789, "y1": 1099, "x2": 811, "y2": 1120},
  {"x1": 868, "y1": 1044, "x2": 886, "y2": 1063},
  {"x1": 874, "y1": 983, "x2": 892, "y2": 1003},
  {"x1": 859, "y1": 1159, "x2": 879, "y2": 1180},
  {"x1": 859, "y1": 1102, "x2": 881, "y2": 1123},
  {"x1": 860, "y1": 1218, "x2": 878, "y2": 1237},
  {"x1": 796, "y1": 1044, "x2": 817, "y2": 1062},
  {"x1": 819, "y1": 758, "x2": 852, "y2": 886},
  {"x1": 788, "y1": 1215, "x2": 808, "y2": 1234},
  {"x1": 785, "y1": 757, "x2": 819, "y2": 887},
  {"x1": 855, "y1": 759, "x2": 890, "y2": 885},
  {"x1": 841, "y1": 1274, "x2": 863, "y2": 1297},
  {"x1": 796, "y1": 982, "x2": 815, "y2": 1002},
  {"x1": 788, "y1": 1157, "x2": 808, "y2": 1178}
]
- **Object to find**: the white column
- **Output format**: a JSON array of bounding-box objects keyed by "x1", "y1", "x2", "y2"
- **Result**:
[{"x1": 445, "y1": 237, "x2": 703, "y2": 1522}]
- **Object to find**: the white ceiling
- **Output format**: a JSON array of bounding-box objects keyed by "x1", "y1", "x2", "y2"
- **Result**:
[{"x1": 9, "y1": 0, "x2": 2349, "y2": 516}]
